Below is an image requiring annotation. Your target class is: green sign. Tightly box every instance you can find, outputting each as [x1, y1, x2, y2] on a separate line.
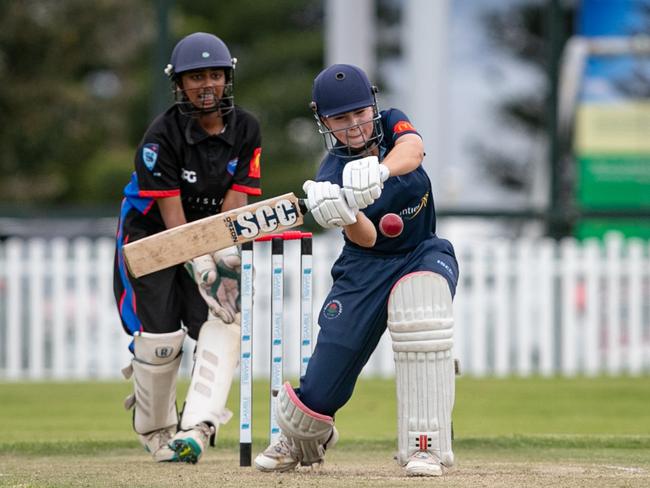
[574, 102, 650, 239]
[578, 154, 650, 208]
[576, 219, 650, 239]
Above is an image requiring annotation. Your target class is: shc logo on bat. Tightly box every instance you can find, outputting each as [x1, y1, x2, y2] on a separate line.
[224, 199, 299, 241]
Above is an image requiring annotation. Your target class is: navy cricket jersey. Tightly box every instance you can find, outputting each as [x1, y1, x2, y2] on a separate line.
[316, 108, 436, 255]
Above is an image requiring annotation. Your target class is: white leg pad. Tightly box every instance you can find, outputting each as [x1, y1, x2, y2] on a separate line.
[126, 329, 185, 435]
[276, 382, 338, 466]
[179, 317, 239, 435]
[387, 272, 455, 467]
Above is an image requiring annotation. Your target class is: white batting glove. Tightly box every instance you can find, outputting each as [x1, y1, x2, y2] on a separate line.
[303, 180, 358, 229]
[185, 246, 241, 323]
[341, 156, 390, 209]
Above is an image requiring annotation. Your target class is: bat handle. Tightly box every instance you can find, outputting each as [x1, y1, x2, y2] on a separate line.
[298, 198, 309, 215]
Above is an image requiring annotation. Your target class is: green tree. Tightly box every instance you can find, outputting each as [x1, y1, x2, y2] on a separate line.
[0, 0, 324, 210]
[172, 0, 324, 201]
[0, 0, 153, 205]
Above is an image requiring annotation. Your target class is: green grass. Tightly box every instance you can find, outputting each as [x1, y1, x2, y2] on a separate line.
[454, 376, 650, 436]
[1, 376, 649, 456]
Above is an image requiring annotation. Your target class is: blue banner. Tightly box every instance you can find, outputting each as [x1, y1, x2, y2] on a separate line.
[578, 0, 649, 36]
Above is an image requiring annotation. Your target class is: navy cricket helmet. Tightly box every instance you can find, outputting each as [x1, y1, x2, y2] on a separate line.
[310, 64, 383, 158]
[164, 32, 237, 116]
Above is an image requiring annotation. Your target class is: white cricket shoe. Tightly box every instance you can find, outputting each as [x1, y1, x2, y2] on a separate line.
[139, 426, 179, 462]
[168, 422, 214, 464]
[254, 434, 300, 472]
[404, 450, 443, 477]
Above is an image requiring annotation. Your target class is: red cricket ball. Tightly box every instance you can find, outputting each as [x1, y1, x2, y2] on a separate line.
[379, 213, 404, 238]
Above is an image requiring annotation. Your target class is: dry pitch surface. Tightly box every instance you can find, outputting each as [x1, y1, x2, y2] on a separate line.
[1, 448, 649, 488]
[3, 378, 649, 487]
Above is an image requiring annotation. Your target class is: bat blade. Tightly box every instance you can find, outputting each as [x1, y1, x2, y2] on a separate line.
[123, 193, 307, 278]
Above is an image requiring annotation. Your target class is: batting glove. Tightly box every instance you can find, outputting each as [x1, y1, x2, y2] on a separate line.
[341, 156, 390, 209]
[303, 180, 358, 229]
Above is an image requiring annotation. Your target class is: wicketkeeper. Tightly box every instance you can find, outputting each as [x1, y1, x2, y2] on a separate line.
[254, 64, 459, 477]
[113, 32, 262, 463]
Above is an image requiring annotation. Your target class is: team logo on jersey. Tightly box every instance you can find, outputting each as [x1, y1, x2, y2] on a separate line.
[142, 143, 159, 171]
[227, 158, 238, 176]
[248, 147, 261, 178]
[399, 191, 429, 220]
[323, 299, 343, 319]
[393, 120, 416, 135]
[182, 168, 197, 183]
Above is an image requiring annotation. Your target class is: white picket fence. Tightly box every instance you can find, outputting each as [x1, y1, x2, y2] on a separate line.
[0, 233, 648, 380]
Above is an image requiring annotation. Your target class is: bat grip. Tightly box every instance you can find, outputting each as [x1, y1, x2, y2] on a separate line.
[298, 198, 309, 214]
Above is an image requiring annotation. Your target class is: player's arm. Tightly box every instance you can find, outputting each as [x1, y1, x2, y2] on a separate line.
[157, 195, 187, 229]
[188, 188, 248, 324]
[221, 188, 248, 212]
[343, 211, 376, 248]
[159, 186, 248, 230]
[381, 133, 424, 177]
[340, 134, 424, 210]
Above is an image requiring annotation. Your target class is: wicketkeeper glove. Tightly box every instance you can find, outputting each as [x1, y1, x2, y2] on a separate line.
[185, 246, 241, 323]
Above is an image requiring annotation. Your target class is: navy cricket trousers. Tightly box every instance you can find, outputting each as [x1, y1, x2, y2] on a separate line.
[296, 237, 459, 416]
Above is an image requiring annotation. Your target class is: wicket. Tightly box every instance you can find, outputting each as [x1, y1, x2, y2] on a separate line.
[238, 230, 314, 467]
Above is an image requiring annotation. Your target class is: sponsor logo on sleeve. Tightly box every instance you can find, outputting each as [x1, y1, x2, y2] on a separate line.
[142, 143, 159, 171]
[248, 147, 261, 178]
[227, 158, 238, 176]
[393, 120, 416, 135]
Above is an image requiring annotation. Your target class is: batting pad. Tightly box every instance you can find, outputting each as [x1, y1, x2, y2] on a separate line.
[126, 329, 185, 435]
[180, 318, 239, 438]
[387, 272, 455, 467]
[276, 382, 339, 466]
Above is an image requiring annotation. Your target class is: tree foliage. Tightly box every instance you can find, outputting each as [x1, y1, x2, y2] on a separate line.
[0, 0, 152, 204]
[171, 0, 324, 202]
[0, 0, 323, 209]
[480, 1, 576, 193]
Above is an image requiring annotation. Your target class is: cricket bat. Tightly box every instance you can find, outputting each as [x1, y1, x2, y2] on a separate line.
[123, 193, 309, 278]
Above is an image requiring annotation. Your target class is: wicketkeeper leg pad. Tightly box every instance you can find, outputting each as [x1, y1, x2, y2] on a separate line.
[179, 317, 240, 439]
[276, 382, 339, 466]
[387, 272, 455, 467]
[123, 329, 185, 435]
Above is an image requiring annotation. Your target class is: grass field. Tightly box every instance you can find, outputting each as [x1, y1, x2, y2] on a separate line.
[1, 376, 650, 487]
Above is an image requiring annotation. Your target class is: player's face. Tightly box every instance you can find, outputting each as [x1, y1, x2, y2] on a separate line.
[323, 106, 375, 149]
[180, 68, 227, 110]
